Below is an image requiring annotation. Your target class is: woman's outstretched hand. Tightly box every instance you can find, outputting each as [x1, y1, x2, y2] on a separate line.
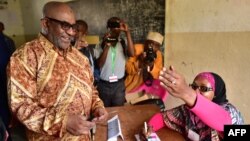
[159, 66, 197, 107]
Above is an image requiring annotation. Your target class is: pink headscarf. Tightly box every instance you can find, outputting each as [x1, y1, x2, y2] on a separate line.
[194, 72, 215, 92]
[194, 72, 228, 104]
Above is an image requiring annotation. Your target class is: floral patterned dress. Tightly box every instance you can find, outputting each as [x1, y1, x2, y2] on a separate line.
[7, 34, 105, 141]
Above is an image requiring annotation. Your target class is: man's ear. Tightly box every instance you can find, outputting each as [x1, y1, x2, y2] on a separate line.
[40, 18, 48, 34]
[40, 18, 48, 28]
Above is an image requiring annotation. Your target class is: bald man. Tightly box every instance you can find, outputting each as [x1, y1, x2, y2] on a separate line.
[7, 2, 107, 140]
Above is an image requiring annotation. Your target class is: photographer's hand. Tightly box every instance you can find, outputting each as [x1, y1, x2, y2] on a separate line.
[117, 19, 134, 56]
[147, 62, 154, 72]
[138, 53, 145, 68]
[140, 52, 154, 71]
[101, 33, 112, 48]
[120, 22, 129, 32]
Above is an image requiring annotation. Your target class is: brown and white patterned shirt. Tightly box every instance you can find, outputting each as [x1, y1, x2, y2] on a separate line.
[7, 34, 104, 141]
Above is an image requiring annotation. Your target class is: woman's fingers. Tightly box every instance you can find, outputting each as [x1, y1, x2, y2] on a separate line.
[160, 69, 177, 85]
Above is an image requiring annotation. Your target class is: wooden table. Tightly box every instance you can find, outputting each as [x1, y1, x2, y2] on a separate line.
[95, 104, 184, 141]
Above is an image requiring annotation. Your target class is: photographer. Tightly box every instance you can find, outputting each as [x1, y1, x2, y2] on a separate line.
[125, 31, 164, 92]
[95, 17, 134, 107]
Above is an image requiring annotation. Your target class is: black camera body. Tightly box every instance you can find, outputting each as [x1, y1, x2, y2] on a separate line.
[145, 46, 157, 63]
[107, 21, 120, 28]
[105, 37, 118, 43]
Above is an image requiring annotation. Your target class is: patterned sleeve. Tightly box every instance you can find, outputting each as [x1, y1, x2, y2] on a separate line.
[221, 103, 244, 125]
[162, 106, 187, 134]
[91, 86, 105, 112]
[7, 46, 66, 137]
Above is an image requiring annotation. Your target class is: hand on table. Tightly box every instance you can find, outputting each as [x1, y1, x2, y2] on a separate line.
[92, 107, 108, 123]
[66, 114, 95, 135]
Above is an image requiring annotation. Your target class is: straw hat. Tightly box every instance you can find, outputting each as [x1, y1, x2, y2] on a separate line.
[146, 31, 164, 45]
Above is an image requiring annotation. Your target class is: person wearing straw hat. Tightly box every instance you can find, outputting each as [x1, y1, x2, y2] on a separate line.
[125, 31, 164, 93]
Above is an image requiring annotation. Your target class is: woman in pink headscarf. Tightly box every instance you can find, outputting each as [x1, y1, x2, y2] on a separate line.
[147, 66, 244, 141]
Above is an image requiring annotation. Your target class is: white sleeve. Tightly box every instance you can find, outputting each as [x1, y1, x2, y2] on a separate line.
[94, 43, 103, 59]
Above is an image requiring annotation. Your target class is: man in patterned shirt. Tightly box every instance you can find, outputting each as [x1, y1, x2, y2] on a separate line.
[7, 1, 108, 141]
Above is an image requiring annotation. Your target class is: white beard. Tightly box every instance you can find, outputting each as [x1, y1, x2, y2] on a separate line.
[41, 28, 48, 35]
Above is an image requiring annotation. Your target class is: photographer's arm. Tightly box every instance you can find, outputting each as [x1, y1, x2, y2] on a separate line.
[125, 30, 134, 57]
[97, 42, 110, 68]
[120, 22, 134, 57]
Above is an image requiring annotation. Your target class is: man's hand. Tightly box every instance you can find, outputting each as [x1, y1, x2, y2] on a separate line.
[66, 115, 95, 136]
[92, 107, 108, 123]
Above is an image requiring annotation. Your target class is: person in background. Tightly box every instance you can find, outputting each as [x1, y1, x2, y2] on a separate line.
[0, 21, 16, 141]
[7, 1, 108, 141]
[75, 19, 100, 85]
[146, 66, 244, 141]
[0, 22, 15, 54]
[125, 31, 164, 93]
[95, 17, 134, 107]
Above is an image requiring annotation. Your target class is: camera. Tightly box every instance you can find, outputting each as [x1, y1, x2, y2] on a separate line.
[105, 37, 118, 43]
[107, 21, 120, 28]
[145, 46, 156, 63]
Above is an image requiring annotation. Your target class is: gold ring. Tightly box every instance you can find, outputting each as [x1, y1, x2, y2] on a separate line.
[172, 80, 176, 84]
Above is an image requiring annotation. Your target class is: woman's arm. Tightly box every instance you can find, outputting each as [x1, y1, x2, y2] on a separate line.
[148, 113, 165, 131]
[189, 93, 231, 131]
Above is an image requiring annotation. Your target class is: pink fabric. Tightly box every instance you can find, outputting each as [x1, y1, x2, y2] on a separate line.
[148, 113, 165, 131]
[129, 79, 168, 101]
[190, 93, 231, 131]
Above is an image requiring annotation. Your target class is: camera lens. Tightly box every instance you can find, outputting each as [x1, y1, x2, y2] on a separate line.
[145, 47, 156, 63]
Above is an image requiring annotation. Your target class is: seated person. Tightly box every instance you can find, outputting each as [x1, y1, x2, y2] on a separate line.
[147, 66, 244, 141]
[125, 31, 164, 93]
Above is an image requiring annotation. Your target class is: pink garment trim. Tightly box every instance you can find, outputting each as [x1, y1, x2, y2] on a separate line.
[190, 93, 231, 131]
[148, 113, 165, 131]
[129, 79, 168, 101]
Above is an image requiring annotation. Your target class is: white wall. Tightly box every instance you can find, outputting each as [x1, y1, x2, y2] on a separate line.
[0, 0, 25, 47]
[165, 0, 250, 123]
[0, 0, 77, 47]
